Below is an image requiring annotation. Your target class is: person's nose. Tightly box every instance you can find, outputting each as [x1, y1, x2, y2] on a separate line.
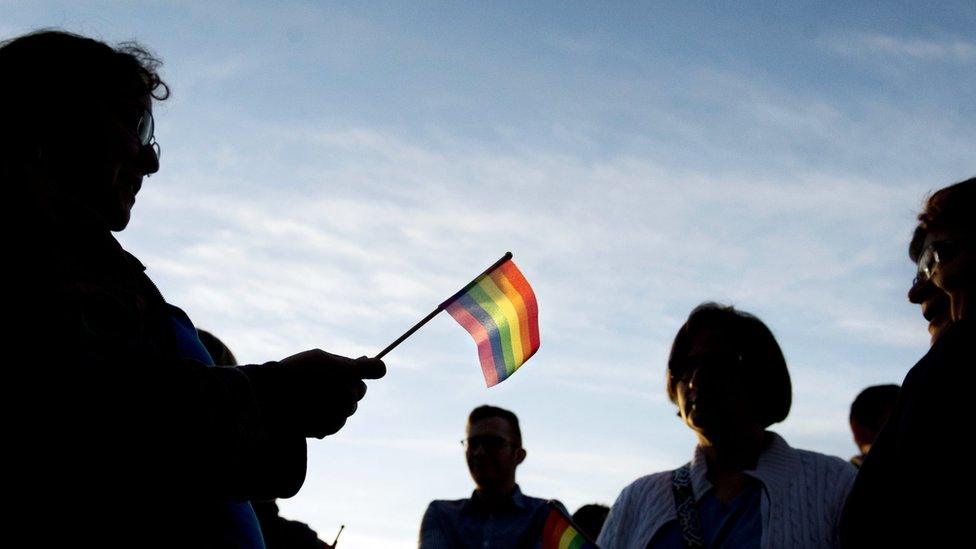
[137, 143, 159, 176]
[908, 275, 935, 304]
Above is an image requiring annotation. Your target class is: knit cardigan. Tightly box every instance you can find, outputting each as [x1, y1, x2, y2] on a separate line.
[597, 432, 856, 549]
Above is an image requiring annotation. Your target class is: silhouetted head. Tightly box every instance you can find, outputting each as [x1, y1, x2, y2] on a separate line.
[0, 29, 169, 231]
[572, 504, 610, 541]
[907, 177, 975, 343]
[464, 405, 526, 496]
[667, 303, 792, 440]
[849, 384, 899, 454]
[196, 329, 238, 366]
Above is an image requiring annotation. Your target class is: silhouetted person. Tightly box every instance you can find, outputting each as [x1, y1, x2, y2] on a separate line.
[572, 504, 610, 542]
[197, 328, 335, 548]
[599, 303, 855, 548]
[840, 178, 975, 547]
[847, 384, 899, 468]
[197, 328, 240, 367]
[419, 405, 565, 548]
[4, 29, 384, 546]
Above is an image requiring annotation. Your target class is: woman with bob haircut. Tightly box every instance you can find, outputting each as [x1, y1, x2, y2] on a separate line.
[598, 303, 855, 548]
[840, 178, 975, 547]
[4, 30, 384, 546]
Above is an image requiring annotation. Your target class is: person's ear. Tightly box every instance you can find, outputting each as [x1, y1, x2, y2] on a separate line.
[515, 447, 526, 465]
[850, 420, 872, 449]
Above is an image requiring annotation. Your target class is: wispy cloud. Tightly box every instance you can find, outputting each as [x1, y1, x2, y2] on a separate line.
[12, 3, 971, 545]
[821, 31, 976, 64]
[129, 113, 934, 370]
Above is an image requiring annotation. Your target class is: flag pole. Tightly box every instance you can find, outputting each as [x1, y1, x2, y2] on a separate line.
[374, 252, 512, 360]
[331, 524, 345, 547]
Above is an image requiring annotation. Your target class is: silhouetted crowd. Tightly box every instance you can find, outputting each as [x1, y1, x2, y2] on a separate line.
[4, 29, 973, 549]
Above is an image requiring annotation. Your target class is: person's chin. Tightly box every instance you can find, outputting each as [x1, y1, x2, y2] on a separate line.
[688, 414, 718, 435]
[107, 209, 132, 232]
[928, 318, 950, 344]
[111, 178, 139, 229]
[471, 468, 490, 479]
[474, 478, 499, 493]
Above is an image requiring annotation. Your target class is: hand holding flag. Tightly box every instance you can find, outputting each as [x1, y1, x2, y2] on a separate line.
[375, 252, 540, 386]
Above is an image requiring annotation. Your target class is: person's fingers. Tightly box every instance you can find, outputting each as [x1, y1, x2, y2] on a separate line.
[350, 379, 367, 401]
[355, 357, 386, 379]
[277, 351, 384, 437]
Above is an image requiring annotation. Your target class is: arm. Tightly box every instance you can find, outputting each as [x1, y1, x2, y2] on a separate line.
[20, 279, 383, 502]
[822, 456, 857, 547]
[597, 483, 635, 549]
[829, 458, 857, 548]
[419, 502, 452, 549]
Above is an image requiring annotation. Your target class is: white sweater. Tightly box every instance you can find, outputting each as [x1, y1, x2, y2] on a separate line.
[597, 432, 856, 549]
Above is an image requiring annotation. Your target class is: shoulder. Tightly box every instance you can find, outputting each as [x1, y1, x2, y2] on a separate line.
[789, 446, 857, 499]
[420, 498, 468, 547]
[599, 471, 675, 548]
[609, 471, 675, 523]
[420, 499, 467, 533]
[519, 493, 560, 512]
[793, 447, 856, 474]
[766, 433, 854, 475]
[909, 320, 975, 382]
[423, 498, 469, 517]
[619, 471, 673, 501]
[761, 434, 855, 496]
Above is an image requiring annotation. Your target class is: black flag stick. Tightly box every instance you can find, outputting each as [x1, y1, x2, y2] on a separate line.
[374, 252, 513, 360]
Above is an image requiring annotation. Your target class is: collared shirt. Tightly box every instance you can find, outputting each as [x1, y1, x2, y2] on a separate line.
[647, 476, 762, 548]
[419, 485, 558, 548]
[598, 432, 855, 549]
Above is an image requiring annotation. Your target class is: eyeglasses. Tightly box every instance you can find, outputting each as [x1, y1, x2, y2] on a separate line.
[914, 240, 963, 285]
[670, 352, 745, 384]
[135, 108, 161, 160]
[460, 435, 513, 452]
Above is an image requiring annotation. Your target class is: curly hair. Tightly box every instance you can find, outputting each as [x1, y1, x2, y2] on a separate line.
[908, 177, 976, 262]
[0, 29, 170, 177]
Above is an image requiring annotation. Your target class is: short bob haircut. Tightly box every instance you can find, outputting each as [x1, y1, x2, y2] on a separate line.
[468, 404, 522, 449]
[666, 302, 792, 428]
[908, 177, 976, 262]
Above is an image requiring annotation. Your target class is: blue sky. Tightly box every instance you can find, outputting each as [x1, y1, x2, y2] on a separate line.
[5, 2, 974, 546]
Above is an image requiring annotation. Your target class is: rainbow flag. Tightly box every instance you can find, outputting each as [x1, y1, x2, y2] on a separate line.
[443, 254, 540, 387]
[541, 502, 599, 549]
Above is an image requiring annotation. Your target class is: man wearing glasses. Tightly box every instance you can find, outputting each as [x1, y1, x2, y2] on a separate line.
[419, 405, 564, 548]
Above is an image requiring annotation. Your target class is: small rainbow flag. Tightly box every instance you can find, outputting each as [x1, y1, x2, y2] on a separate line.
[541, 502, 599, 549]
[443, 253, 540, 387]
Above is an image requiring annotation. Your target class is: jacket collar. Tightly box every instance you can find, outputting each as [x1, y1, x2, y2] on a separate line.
[688, 431, 797, 504]
[462, 484, 528, 515]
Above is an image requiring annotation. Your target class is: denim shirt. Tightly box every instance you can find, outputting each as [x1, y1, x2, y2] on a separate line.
[169, 304, 266, 549]
[419, 485, 559, 548]
[647, 476, 762, 548]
